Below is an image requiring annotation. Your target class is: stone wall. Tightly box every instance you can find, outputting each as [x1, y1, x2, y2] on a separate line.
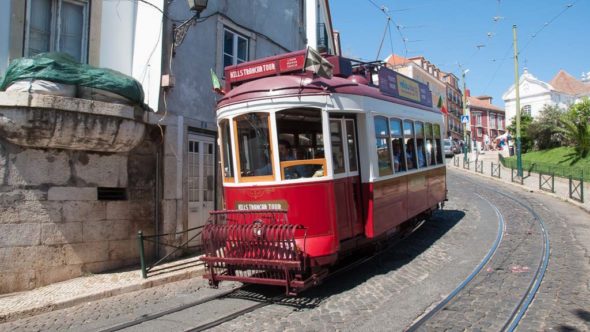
[0, 126, 160, 294]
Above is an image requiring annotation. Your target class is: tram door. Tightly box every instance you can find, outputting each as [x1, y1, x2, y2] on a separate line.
[330, 117, 363, 241]
[187, 134, 216, 246]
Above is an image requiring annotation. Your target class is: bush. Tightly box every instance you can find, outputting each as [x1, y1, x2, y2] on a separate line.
[507, 113, 534, 153]
[528, 105, 566, 150]
[560, 98, 590, 158]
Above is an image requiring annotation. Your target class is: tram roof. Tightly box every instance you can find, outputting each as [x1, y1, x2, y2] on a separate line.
[216, 49, 438, 113]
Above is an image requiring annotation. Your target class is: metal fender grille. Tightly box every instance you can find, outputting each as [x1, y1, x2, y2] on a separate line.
[201, 210, 309, 295]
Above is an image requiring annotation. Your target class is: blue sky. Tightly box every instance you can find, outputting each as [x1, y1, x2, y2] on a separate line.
[330, 0, 590, 107]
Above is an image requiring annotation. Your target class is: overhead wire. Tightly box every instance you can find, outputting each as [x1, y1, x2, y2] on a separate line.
[519, 1, 578, 55]
[480, 1, 578, 95]
[366, 0, 408, 59]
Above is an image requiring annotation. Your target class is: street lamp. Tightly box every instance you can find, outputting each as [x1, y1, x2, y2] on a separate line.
[173, 0, 209, 53]
[462, 68, 469, 161]
[187, 0, 208, 13]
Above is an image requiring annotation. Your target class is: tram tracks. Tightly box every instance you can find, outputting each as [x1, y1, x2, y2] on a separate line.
[407, 173, 550, 331]
[100, 231, 414, 332]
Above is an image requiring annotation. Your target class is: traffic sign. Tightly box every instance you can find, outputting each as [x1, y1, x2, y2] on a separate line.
[461, 115, 470, 124]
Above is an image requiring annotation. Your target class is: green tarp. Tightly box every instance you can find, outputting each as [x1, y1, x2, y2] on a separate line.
[0, 53, 146, 107]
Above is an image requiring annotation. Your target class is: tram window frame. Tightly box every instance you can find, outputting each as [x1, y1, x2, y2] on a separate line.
[434, 124, 443, 164]
[276, 108, 327, 181]
[219, 119, 235, 182]
[389, 118, 407, 173]
[403, 120, 418, 171]
[414, 121, 427, 168]
[374, 116, 393, 177]
[233, 112, 275, 183]
[345, 119, 359, 173]
[425, 122, 434, 166]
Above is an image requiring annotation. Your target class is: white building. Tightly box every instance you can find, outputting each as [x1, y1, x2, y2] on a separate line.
[502, 68, 590, 125]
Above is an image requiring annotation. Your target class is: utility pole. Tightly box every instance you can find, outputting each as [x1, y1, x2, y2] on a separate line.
[512, 25, 523, 177]
[462, 69, 469, 161]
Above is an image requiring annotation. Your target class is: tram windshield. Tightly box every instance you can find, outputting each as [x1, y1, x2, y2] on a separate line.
[234, 113, 273, 180]
[222, 108, 327, 182]
[276, 108, 326, 180]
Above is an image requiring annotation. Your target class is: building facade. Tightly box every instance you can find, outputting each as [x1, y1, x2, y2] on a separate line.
[0, 0, 166, 293]
[385, 54, 463, 141]
[159, 0, 337, 255]
[468, 94, 506, 148]
[502, 68, 590, 126]
[0, 0, 337, 293]
[442, 72, 463, 141]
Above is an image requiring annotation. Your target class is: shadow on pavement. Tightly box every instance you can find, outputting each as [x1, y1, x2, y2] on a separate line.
[227, 209, 466, 309]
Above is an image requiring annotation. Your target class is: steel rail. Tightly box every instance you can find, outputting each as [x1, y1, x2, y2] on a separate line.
[100, 212, 431, 331]
[406, 193, 506, 332]
[452, 173, 550, 331]
[493, 190, 550, 332]
[98, 287, 242, 332]
[184, 230, 423, 332]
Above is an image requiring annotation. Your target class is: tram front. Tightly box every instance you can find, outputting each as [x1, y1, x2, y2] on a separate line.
[202, 104, 341, 295]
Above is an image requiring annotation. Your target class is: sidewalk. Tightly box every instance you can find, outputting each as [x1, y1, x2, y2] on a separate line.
[448, 150, 590, 213]
[0, 255, 206, 323]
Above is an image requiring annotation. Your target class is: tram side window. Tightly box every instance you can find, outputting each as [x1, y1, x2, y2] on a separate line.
[235, 113, 273, 179]
[403, 120, 418, 170]
[330, 120, 346, 174]
[374, 116, 393, 176]
[276, 108, 326, 180]
[414, 122, 427, 168]
[434, 124, 443, 164]
[425, 123, 434, 166]
[220, 119, 234, 179]
[389, 118, 406, 173]
[346, 120, 358, 172]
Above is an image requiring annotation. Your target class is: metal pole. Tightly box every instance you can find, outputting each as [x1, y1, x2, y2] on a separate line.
[513, 25, 523, 177]
[137, 231, 147, 279]
[462, 71, 468, 161]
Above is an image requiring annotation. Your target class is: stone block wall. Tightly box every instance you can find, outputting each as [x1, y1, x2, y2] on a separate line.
[0, 126, 160, 294]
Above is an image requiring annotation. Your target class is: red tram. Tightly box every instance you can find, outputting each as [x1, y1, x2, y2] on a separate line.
[201, 49, 447, 295]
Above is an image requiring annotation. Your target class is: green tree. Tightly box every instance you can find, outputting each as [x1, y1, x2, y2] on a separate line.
[507, 113, 534, 153]
[560, 97, 590, 158]
[528, 105, 565, 150]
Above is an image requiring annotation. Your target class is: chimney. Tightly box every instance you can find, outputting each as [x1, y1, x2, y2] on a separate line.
[465, 89, 471, 97]
[476, 95, 493, 104]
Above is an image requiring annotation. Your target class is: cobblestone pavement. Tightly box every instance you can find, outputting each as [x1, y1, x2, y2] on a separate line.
[454, 171, 590, 332]
[1, 169, 588, 331]
[418, 173, 546, 331]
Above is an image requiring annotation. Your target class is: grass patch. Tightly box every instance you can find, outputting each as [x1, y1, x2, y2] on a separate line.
[502, 147, 589, 180]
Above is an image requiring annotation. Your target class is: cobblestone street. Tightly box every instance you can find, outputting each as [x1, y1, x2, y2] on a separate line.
[1, 168, 589, 331]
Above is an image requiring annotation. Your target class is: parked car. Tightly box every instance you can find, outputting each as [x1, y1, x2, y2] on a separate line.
[443, 139, 455, 158]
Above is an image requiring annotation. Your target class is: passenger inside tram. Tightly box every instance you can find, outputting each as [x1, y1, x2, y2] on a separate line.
[405, 138, 417, 170]
[391, 138, 406, 172]
[276, 109, 326, 180]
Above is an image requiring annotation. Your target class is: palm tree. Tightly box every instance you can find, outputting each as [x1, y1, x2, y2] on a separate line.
[560, 98, 590, 158]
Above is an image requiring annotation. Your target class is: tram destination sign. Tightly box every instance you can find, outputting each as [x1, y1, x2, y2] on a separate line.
[225, 50, 307, 86]
[378, 67, 433, 108]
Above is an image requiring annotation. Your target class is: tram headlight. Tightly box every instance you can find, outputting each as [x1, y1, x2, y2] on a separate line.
[252, 220, 264, 238]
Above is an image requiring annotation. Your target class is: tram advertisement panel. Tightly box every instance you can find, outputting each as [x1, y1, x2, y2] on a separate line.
[378, 67, 433, 107]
